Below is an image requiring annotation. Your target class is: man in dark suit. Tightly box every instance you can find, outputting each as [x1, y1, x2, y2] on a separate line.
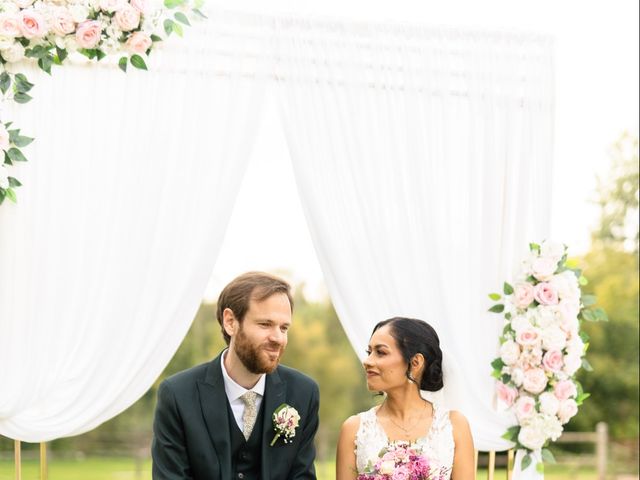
[152, 272, 320, 479]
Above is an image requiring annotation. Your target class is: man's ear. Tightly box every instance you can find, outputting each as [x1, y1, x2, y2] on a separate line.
[222, 308, 237, 338]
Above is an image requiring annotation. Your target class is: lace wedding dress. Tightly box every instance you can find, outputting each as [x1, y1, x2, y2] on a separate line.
[355, 402, 454, 478]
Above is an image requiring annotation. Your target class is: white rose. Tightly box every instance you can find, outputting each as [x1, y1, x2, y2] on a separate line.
[0, 36, 13, 50]
[0, 164, 9, 189]
[99, 0, 123, 13]
[511, 367, 525, 387]
[523, 368, 548, 394]
[68, 4, 89, 23]
[542, 413, 564, 440]
[531, 256, 558, 281]
[114, 4, 140, 31]
[557, 399, 578, 424]
[539, 392, 560, 416]
[541, 325, 568, 351]
[500, 340, 521, 366]
[379, 460, 395, 475]
[0, 40, 24, 62]
[563, 353, 582, 376]
[518, 422, 546, 450]
[511, 314, 532, 333]
[566, 335, 585, 357]
[550, 270, 581, 302]
[533, 306, 559, 329]
[541, 240, 566, 263]
[13, 0, 36, 8]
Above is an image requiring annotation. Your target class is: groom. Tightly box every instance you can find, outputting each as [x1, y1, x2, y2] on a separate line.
[152, 272, 320, 479]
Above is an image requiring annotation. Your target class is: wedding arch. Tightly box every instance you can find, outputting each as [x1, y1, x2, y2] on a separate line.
[0, 7, 554, 479]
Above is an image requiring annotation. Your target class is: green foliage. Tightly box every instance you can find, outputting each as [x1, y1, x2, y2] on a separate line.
[569, 133, 639, 440]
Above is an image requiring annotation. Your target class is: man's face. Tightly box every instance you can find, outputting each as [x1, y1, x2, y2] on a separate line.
[229, 292, 292, 374]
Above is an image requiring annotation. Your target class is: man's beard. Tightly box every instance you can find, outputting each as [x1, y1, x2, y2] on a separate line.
[234, 327, 283, 374]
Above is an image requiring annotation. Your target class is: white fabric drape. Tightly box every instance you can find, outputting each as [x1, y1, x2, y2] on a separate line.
[0, 10, 271, 442]
[275, 17, 552, 478]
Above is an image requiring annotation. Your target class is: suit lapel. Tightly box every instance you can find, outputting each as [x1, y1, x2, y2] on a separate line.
[197, 354, 232, 479]
[261, 368, 287, 480]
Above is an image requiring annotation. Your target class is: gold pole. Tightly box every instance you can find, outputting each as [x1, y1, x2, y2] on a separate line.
[474, 450, 479, 480]
[507, 449, 515, 480]
[487, 450, 496, 480]
[40, 442, 48, 480]
[14, 439, 21, 480]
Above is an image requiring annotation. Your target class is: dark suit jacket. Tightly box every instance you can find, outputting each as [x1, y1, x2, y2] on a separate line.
[151, 352, 320, 479]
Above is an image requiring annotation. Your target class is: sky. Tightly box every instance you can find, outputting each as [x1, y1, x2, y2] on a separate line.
[204, 0, 640, 301]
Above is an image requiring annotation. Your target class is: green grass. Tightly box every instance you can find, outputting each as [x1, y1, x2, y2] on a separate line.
[0, 457, 601, 480]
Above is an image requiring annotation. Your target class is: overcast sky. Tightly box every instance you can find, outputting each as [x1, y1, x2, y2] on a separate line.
[203, 0, 639, 301]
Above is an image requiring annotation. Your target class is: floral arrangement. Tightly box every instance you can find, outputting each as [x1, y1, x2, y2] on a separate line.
[0, 0, 204, 205]
[357, 441, 449, 480]
[270, 403, 300, 446]
[489, 240, 607, 473]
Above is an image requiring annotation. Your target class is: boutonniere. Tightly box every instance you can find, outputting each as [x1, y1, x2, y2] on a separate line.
[270, 403, 300, 446]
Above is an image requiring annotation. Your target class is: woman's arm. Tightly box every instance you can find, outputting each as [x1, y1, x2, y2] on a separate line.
[336, 415, 360, 480]
[450, 410, 475, 480]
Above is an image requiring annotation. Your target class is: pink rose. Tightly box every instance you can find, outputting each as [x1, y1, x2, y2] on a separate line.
[554, 380, 577, 401]
[129, 0, 149, 14]
[523, 368, 548, 394]
[19, 9, 47, 39]
[125, 31, 152, 54]
[542, 350, 564, 373]
[515, 396, 536, 422]
[534, 282, 559, 305]
[496, 382, 518, 407]
[0, 13, 21, 38]
[558, 399, 578, 424]
[75, 20, 102, 49]
[531, 256, 557, 281]
[557, 300, 580, 333]
[49, 8, 76, 36]
[513, 283, 535, 309]
[114, 5, 140, 31]
[516, 327, 541, 347]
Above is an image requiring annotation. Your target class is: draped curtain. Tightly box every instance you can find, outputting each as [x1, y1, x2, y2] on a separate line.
[274, 15, 553, 470]
[0, 10, 271, 442]
[1, 11, 555, 479]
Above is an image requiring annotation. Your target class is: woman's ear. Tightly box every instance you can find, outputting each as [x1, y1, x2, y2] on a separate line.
[411, 353, 425, 376]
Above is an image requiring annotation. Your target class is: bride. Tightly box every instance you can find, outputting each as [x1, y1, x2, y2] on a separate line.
[336, 317, 474, 479]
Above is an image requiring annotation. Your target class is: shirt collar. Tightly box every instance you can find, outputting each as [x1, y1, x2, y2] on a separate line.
[220, 349, 266, 402]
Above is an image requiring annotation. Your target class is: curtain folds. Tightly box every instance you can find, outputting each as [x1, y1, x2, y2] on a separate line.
[1, 12, 554, 476]
[275, 16, 553, 468]
[0, 10, 271, 441]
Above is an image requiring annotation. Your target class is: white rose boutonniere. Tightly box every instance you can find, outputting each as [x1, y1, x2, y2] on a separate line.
[270, 403, 300, 446]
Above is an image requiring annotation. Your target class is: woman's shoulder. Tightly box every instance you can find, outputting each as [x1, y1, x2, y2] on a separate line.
[340, 407, 378, 435]
[447, 410, 472, 441]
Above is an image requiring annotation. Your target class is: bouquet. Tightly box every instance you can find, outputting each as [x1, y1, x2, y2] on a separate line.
[357, 441, 449, 480]
[489, 240, 607, 473]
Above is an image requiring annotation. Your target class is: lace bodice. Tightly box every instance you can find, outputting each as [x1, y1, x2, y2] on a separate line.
[354, 403, 454, 478]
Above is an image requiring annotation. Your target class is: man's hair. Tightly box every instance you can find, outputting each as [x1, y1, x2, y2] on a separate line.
[216, 271, 294, 345]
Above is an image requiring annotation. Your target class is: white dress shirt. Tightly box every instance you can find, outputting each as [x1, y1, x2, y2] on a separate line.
[220, 350, 266, 430]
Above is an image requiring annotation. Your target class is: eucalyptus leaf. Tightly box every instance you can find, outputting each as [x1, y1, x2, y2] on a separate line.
[14, 73, 34, 92]
[489, 293, 502, 301]
[118, 56, 128, 73]
[536, 462, 544, 474]
[13, 135, 34, 148]
[541, 448, 556, 464]
[488, 304, 505, 313]
[581, 294, 597, 307]
[8, 177, 22, 188]
[521, 454, 532, 471]
[13, 92, 33, 104]
[503, 282, 514, 295]
[164, 19, 175, 36]
[5, 188, 17, 203]
[130, 55, 148, 70]
[581, 358, 594, 372]
[0, 72, 11, 95]
[7, 148, 27, 163]
[174, 11, 190, 25]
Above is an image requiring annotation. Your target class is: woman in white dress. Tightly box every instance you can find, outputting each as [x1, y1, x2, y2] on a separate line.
[336, 317, 475, 479]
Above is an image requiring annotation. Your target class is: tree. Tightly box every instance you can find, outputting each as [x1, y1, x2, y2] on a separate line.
[570, 133, 639, 440]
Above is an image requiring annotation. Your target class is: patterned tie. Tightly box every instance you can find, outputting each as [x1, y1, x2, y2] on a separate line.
[240, 391, 259, 440]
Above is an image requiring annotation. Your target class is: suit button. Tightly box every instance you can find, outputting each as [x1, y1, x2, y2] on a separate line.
[238, 474, 244, 479]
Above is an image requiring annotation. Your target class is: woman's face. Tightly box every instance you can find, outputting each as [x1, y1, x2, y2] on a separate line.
[363, 325, 409, 392]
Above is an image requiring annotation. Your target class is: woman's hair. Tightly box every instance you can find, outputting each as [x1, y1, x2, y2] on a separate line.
[372, 317, 444, 392]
